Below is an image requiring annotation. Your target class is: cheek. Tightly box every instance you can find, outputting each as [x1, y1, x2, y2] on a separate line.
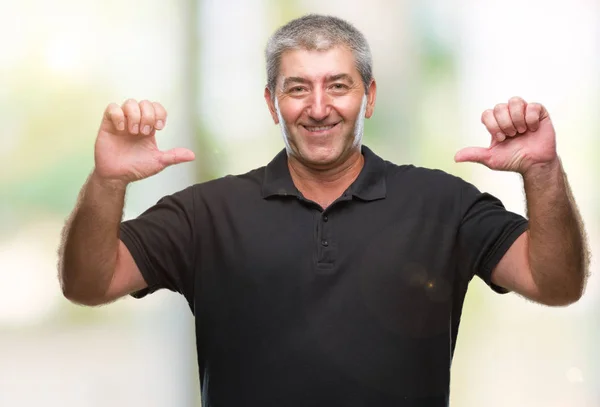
[278, 101, 305, 124]
[334, 97, 363, 121]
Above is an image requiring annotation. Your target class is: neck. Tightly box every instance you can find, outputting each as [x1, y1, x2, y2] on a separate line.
[287, 148, 364, 208]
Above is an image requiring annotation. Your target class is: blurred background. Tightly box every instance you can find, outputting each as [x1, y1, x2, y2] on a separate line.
[0, 0, 598, 405]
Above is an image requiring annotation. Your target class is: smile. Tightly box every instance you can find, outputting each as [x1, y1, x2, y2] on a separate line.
[302, 123, 340, 133]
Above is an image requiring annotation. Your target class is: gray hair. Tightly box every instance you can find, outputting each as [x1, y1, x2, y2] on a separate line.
[265, 14, 373, 96]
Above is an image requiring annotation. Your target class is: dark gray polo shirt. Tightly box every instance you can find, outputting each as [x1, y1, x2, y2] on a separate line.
[120, 145, 529, 407]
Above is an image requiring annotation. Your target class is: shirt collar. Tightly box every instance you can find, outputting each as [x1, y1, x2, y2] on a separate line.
[261, 145, 387, 201]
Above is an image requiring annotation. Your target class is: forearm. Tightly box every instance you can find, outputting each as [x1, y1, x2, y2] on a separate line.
[58, 171, 127, 303]
[523, 158, 589, 303]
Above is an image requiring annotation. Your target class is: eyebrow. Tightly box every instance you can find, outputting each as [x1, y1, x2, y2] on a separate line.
[282, 77, 310, 89]
[327, 73, 354, 84]
[281, 74, 355, 90]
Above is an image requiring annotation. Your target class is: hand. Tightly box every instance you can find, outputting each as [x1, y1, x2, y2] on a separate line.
[454, 97, 558, 175]
[93, 99, 195, 185]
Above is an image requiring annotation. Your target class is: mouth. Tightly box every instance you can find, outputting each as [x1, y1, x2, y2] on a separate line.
[301, 122, 340, 135]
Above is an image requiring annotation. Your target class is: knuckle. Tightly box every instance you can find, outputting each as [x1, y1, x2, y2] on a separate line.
[106, 103, 120, 117]
[152, 101, 165, 112]
[529, 102, 542, 112]
[153, 104, 167, 120]
[140, 104, 155, 123]
[508, 96, 524, 105]
[526, 105, 540, 118]
[123, 107, 140, 118]
[122, 99, 140, 117]
[481, 109, 493, 123]
[123, 98, 138, 107]
[494, 103, 506, 113]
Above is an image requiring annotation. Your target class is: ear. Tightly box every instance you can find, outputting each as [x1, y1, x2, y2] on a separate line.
[264, 87, 279, 124]
[365, 79, 377, 119]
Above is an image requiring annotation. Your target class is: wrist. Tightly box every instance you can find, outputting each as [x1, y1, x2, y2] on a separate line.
[89, 170, 129, 193]
[522, 157, 562, 182]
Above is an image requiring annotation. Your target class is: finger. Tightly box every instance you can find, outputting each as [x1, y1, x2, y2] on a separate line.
[454, 147, 492, 167]
[139, 100, 156, 135]
[508, 96, 527, 133]
[481, 109, 505, 142]
[525, 102, 545, 132]
[104, 103, 125, 131]
[152, 102, 167, 130]
[493, 103, 517, 137]
[122, 99, 141, 134]
[158, 148, 196, 167]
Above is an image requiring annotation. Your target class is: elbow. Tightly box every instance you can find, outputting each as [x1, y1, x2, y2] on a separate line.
[61, 290, 81, 305]
[529, 262, 588, 307]
[59, 274, 108, 307]
[63, 292, 107, 307]
[538, 282, 585, 307]
[541, 293, 582, 307]
[558, 267, 588, 306]
[61, 285, 98, 306]
[564, 284, 586, 305]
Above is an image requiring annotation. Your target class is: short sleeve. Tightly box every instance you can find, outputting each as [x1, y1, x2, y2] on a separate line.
[119, 186, 197, 305]
[457, 181, 529, 293]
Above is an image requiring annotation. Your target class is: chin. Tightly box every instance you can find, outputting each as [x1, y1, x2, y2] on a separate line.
[296, 143, 350, 167]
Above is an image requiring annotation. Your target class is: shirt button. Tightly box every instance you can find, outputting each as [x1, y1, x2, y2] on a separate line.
[323, 215, 328, 222]
[321, 240, 329, 247]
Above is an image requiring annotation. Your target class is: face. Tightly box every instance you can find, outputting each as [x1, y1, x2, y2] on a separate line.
[264, 46, 376, 169]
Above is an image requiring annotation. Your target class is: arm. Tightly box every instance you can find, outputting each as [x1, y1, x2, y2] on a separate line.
[491, 159, 589, 305]
[58, 99, 194, 306]
[455, 96, 590, 306]
[58, 172, 146, 306]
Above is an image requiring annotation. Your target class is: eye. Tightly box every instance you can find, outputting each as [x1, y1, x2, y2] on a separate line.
[331, 83, 348, 91]
[290, 86, 306, 93]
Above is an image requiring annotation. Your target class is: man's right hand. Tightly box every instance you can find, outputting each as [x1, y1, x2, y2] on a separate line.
[94, 99, 195, 186]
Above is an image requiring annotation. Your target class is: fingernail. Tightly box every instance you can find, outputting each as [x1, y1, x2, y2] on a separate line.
[156, 120, 164, 129]
[143, 125, 151, 134]
[118, 122, 125, 131]
[496, 133, 506, 141]
[132, 124, 139, 134]
[517, 127, 526, 133]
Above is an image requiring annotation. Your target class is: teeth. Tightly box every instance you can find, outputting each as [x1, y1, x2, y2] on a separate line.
[306, 125, 335, 132]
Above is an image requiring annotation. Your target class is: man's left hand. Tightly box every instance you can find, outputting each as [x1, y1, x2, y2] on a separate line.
[454, 96, 558, 175]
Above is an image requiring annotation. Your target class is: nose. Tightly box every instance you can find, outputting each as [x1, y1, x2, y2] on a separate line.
[306, 89, 331, 122]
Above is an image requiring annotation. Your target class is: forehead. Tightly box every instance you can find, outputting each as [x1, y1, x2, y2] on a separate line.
[278, 46, 359, 83]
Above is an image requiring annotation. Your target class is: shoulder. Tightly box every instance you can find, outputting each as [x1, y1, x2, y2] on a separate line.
[380, 160, 490, 221]
[184, 166, 267, 202]
[384, 161, 473, 196]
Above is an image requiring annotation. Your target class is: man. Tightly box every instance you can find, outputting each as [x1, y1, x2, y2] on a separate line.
[58, 14, 589, 407]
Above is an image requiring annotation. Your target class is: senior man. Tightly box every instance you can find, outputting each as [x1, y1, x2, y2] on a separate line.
[58, 14, 589, 407]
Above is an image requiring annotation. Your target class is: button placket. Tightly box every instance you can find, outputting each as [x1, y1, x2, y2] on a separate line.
[316, 211, 334, 269]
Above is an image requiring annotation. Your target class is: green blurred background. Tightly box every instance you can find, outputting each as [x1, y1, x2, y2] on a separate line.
[0, 0, 598, 405]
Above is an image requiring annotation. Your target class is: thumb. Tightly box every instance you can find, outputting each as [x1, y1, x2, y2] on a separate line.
[454, 147, 491, 166]
[159, 148, 196, 167]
